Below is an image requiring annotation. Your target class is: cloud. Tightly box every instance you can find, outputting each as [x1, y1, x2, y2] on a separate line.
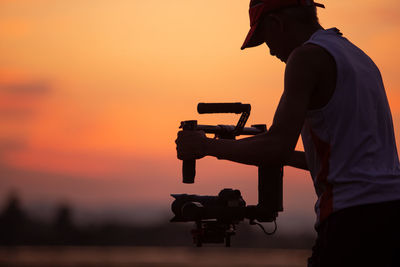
[0, 79, 51, 167]
[0, 108, 35, 120]
[0, 80, 51, 96]
[0, 136, 27, 163]
[0, 138, 27, 184]
[0, 80, 51, 120]
[0, 138, 26, 153]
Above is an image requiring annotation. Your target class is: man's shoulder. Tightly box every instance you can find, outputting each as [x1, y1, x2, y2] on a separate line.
[287, 44, 335, 71]
[285, 43, 337, 110]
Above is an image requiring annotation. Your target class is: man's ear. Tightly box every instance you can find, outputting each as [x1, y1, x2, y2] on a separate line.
[267, 14, 285, 32]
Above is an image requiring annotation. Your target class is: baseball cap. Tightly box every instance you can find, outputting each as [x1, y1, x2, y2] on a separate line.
[241, 0, 325, 50]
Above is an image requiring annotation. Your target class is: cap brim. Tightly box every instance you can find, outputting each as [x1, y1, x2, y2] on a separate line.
[241, 21, 265, 50]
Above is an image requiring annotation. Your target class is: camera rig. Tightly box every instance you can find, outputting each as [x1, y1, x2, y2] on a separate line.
[172, 103, 283, 247]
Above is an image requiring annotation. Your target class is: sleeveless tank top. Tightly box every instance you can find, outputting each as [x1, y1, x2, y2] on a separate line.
[301, 28, 400, 225]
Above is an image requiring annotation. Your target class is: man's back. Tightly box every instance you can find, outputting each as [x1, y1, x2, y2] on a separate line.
[301, 28, 400, 223]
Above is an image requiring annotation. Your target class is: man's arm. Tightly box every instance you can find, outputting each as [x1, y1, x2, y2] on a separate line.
[177, 45, 327, 168]
[286, 151, 308, 170]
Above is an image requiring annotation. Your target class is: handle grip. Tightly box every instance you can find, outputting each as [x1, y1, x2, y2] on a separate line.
[197, 103, 251, 114]
[183, 160, 196, 184]
[181, 120, 198, 184]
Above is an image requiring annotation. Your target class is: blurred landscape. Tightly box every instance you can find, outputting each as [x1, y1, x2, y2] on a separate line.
[0, 192, 314, 248]
[0, 247, 311, 267]
[0, 191, 314, 267]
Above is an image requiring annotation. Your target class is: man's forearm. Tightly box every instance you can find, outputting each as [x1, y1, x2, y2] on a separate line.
[204, 133, 288, 166]
[204, 134, 308, 170]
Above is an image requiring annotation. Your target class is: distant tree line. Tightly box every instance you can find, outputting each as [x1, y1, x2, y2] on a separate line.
[0, 193, 314, 248]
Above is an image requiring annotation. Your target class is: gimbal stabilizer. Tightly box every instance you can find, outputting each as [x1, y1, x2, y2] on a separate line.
[171, 103, 283, 247]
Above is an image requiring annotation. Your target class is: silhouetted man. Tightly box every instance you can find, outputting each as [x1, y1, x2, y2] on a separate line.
[176, 0, 400, 266]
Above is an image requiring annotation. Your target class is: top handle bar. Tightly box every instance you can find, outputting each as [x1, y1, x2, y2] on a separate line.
[198, 103, 251, 114]
[181, 102, 264, 184]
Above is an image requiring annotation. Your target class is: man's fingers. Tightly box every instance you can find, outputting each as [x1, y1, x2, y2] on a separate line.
[175, 130, 207, 160]
[177, 151, 192, 160]
[177, 130, 205, 138]
[177, 153, 199, 160]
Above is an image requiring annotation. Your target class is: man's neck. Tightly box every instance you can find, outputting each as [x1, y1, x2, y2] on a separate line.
[284, 24, 324, 63]
[294, 24, 324, 47]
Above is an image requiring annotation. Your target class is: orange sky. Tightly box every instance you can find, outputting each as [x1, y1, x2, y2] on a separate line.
[1, 0, 399, 224]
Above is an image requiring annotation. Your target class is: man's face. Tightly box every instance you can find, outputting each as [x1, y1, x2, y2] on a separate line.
[258, 15, 290, 62]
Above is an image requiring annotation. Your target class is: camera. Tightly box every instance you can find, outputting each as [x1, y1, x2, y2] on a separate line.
[172, 103, 283, 247]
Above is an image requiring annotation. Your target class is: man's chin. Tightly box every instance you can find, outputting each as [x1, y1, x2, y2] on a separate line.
[276, 56, 285, 62]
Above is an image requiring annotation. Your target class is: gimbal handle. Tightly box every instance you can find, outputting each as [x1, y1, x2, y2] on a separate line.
[182, 120, 197, 184]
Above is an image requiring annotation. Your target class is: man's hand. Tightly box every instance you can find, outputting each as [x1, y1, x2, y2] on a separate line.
[175, 130, 208, 160]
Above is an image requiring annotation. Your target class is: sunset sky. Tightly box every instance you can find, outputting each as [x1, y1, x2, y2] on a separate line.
[1, 0, 399, 226]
